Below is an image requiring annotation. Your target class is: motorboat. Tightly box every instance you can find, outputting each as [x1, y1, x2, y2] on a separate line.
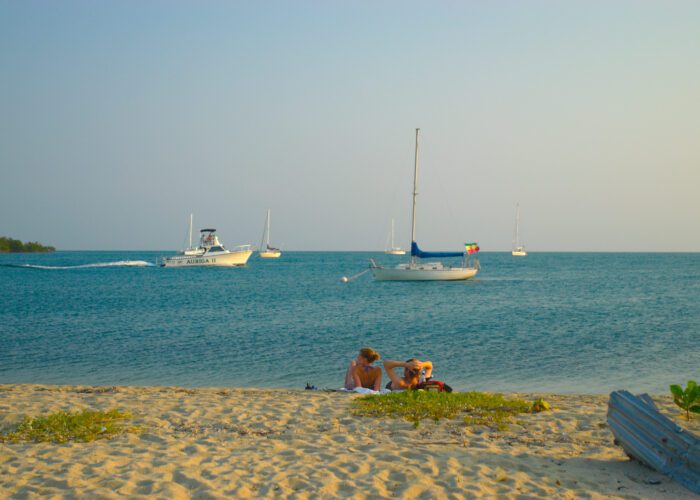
[161, 216, 252, 267]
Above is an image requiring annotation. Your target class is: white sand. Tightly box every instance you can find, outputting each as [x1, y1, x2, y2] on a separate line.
[1, 384, 698, 499]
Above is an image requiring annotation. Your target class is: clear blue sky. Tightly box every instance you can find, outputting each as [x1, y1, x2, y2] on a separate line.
[2, 1, 699, 251]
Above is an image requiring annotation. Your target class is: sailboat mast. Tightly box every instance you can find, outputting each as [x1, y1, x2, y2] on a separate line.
[391, 218, 395, 249]
[410, 128, 420, 264]
[266, 209, 271, 247]
[515, 203, 520, 247]
[188, 213, 193, 249]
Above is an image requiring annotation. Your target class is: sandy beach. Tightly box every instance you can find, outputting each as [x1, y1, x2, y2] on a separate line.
[0, 384, 698, 499]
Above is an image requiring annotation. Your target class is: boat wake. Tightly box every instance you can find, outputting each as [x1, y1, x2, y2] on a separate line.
[1, 260, 155, 270]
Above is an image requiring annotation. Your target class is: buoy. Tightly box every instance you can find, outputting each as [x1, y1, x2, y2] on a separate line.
[340, 268, 369, 283]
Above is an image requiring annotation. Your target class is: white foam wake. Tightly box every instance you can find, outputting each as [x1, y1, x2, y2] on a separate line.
[14, 260, 155, 270]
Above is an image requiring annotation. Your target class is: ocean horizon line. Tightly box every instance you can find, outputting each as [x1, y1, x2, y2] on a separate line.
[29, 249, 700, 254]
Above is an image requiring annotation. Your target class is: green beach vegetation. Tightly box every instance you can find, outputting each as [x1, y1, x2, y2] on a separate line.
[0, 409, 139, 443]
[530, 398, 551, 413]
[670, 380, 700, 420]
[351, 391, 532, 429]
[0, 236, 55, 253]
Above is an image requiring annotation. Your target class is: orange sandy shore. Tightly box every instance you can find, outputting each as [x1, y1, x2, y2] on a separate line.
[1, 384, 698, 499]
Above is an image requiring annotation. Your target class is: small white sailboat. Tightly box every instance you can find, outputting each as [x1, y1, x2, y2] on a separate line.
[161, 215, 252, 267]
[384, 218, 406, 255]
[370, 129, 479, 281]
[259, 209, 282, 259]
[512, 203, 527, 257]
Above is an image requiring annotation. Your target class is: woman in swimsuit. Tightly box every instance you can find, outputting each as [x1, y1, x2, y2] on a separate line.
[383, 358, 433, 390]
[344, 347, 382, 391]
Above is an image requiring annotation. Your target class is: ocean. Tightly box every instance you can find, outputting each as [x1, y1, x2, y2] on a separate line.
[1, 251, 698, 394]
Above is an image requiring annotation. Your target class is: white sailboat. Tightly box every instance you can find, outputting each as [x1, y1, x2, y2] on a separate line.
[384, 218, 406, 255]
[259, 209, 282, 258]
[161, 215, 252, 267]
[512, 203, 527, 257]
[370, 129, 479, 281]
[182, 214, 199, 256]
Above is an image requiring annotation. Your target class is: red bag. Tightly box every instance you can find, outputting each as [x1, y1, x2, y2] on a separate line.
[416, 379, 453, 393]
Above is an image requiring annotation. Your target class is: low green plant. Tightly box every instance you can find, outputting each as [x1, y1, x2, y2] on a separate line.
[670, 380, 700, 421]
[531, 398, 551, 413]
[351, 391, 530, 429]
[0, 409, 138, 443]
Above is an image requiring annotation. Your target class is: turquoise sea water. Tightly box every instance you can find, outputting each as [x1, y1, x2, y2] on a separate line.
[1, 251, 698, 393]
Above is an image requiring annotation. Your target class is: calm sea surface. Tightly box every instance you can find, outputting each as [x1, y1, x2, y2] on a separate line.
[1, 251, 698, 394]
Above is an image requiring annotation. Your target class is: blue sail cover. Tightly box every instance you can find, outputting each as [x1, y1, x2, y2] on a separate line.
[411, 241, 465, 259]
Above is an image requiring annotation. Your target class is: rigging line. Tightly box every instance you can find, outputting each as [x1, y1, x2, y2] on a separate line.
[431, 150, 462, 246]
[181, 214, 191, 251]
[259, 214, 267, 251]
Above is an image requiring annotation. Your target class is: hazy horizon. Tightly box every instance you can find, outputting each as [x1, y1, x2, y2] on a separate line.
[2, 1, 699, 252]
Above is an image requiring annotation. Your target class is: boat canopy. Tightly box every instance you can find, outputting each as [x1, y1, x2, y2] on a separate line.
[200, 228, 216, 233]
[411, 241, 464, 259]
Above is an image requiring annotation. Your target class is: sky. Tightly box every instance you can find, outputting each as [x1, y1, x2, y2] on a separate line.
[1, 1, 699, 252]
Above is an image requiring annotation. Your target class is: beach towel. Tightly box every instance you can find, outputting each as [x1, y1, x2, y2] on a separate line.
[338, 387, 391, 395]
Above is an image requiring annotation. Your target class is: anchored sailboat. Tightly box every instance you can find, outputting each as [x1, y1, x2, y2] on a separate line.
[370, 129, 479, 281]
[384, 218, 406, 255]
[512, 203, 527, 257]
[259, 209, 282, 258]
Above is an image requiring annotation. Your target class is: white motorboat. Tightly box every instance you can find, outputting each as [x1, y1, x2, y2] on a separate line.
[384, 218, 406, 255]
[371, 129, 479, 281]
[259, 209, 282, 258]
[512, 203, 527, 257]
[161, 216, 252, 267]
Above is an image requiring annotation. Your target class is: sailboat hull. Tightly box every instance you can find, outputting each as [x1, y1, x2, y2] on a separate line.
[259, 251, 282, 258]
[511, 250, 527, 257]
[384, 249, 406, 255]
[371, 266, 477, 281]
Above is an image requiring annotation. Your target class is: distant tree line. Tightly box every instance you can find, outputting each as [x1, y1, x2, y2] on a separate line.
[0, 236, 56, 253]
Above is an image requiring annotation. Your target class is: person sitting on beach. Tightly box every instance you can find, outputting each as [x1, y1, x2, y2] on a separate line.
[383, 358, 433, 391]
[344, 347, 382, 391]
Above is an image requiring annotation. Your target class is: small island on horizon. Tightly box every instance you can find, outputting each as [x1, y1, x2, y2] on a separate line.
[0, 236, 56, 253]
